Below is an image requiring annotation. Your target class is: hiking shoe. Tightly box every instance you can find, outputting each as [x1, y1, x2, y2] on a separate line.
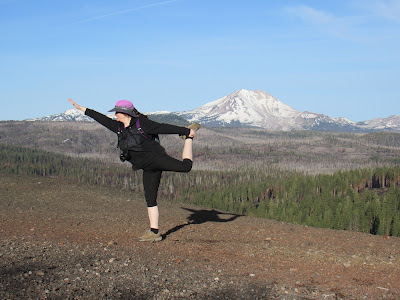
[180, 123, 201, 139]
[137, 229, 162, 242]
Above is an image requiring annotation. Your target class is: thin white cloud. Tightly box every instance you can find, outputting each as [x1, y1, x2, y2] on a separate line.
[73, 0, 179, 24]
[361, 0, 400, 22]
[285, 2, 400, 42]
[285, 5, 336, 25]
[284, 5, 354, 39]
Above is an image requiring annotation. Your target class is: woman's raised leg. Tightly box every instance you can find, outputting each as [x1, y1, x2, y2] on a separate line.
[182, 138, 193, 161]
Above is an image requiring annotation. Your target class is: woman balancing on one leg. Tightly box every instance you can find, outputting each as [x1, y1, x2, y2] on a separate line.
[68, 99, 200, 242]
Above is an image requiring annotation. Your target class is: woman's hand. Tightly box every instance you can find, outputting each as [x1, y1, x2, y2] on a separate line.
[68, 99, 87, 113]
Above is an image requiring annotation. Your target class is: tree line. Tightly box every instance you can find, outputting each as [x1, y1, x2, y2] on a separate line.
[178, 166, 400, 237]
[1, 144, 399, 236]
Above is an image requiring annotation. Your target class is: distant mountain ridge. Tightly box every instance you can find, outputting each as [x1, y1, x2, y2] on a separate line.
[27, 109, 189, 126]
[32, 109, 96, 122]
[175, 89, 399, 132]
[26, 89, 400, 132]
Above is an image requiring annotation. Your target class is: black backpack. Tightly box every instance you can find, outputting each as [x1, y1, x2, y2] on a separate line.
[117, 119, 160, 155]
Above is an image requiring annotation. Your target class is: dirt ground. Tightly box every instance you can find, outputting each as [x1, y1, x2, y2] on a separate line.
[1, 174, 399, 299]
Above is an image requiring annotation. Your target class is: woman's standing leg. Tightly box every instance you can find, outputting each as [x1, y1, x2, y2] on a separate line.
[147, 206, 159, 230]
[138, 169, 162, 242]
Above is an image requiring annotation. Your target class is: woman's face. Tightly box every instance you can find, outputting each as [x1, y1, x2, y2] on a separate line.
[115, 112, 131, 124]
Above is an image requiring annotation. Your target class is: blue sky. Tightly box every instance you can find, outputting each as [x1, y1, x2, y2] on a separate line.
[0, 0, 399, 121]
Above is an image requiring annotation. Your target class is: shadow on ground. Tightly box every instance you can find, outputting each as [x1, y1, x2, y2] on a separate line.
[163, 208, 241, 239]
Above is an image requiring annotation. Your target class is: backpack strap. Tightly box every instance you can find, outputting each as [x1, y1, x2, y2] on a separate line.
[135, 119, 150, 139]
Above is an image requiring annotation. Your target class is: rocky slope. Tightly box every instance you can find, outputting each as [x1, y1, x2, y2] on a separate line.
[1, 174, 399, 299]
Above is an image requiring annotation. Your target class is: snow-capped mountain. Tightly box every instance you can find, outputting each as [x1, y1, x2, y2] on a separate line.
[26, 109, 104, 122]
[356, 115, 400, 131]
[176, 89, 302, 130]
[292, 111, 363, 132]
[26, 89, 400, 132]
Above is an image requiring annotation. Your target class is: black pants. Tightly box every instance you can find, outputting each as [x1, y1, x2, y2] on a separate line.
[142, 153, 192, 207]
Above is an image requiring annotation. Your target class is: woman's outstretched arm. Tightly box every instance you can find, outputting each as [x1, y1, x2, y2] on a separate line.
[140, 116, 191, 137]
[68, 99, 86, 113]
[68, 99, 120, 133]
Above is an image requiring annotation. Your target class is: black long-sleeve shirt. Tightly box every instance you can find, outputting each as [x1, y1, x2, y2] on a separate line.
[85, 109, 190, 169]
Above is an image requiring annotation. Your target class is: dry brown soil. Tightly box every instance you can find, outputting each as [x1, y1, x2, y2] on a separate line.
[1, 174, 399, 299]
